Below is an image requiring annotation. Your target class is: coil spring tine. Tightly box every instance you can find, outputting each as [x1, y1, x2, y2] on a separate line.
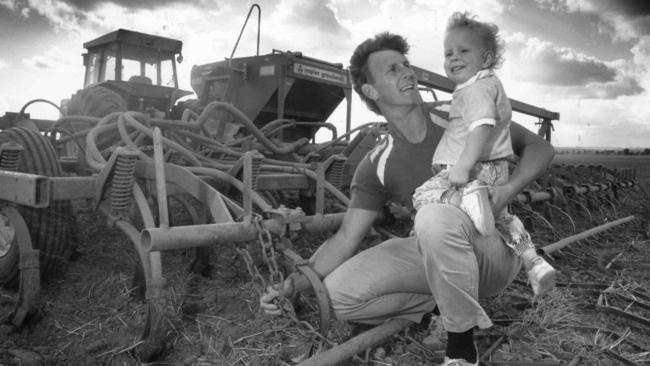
[251, 155, 262, 190]
[326, 159, 346, 190]
[111, 152, 138, 215]
[0, 142, 24, 171]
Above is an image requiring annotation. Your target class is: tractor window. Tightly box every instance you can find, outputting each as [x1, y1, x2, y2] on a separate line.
[121, 59, 156, 84]
[160, 58, 175, 87]
[122, 59, 142, 83]
[84, 51, 101, 87]
[121, 44, 157, 84]
[105, 54, 116, 81]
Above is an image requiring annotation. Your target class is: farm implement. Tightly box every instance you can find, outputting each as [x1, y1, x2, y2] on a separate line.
[0, 5, 648, 364]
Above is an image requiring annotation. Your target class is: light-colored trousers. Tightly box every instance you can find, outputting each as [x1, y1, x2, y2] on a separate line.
[323, 204, 521, 332]
[413, 160, 533, 256]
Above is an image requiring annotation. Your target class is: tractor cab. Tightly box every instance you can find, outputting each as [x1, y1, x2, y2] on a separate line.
[79, 29, 193, 116]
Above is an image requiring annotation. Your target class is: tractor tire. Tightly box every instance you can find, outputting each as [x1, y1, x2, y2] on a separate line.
[67, 86, 128, 173]
[0, 127, 76, 287]
[67, 85, 127, 118]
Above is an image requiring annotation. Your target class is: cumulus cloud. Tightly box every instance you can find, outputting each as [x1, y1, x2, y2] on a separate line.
[274, 0, 349, 37]
[536, 0, 650, 41]
[42, 0, 219, 11]
[563, 76, 644, 99]
[2, 0, 88, 33]
[23, 46, 75, 70]
[1, 0, 221, 34]
[0, 58, 8, 69]
[507, 34, 618, 86]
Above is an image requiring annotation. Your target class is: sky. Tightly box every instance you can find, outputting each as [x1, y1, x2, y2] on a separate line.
[0, 0, 649, 148]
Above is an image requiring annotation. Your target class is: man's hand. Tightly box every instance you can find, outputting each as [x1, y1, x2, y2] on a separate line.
[386, 201, 411, 220]
[259, 278, 295, 316]
[449, 165, 471, 187]
[259, 287, 283, 316]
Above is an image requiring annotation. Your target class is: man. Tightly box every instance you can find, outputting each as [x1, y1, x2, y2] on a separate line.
[261, 32, 554, 366]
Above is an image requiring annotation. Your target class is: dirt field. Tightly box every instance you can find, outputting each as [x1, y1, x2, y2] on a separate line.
[1, 154, 650, 366]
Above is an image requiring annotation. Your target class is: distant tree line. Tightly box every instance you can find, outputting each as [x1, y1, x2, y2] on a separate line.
[556, 148, 650, 155]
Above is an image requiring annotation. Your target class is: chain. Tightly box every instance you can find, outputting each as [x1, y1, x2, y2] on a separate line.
[235, 246, 266, 296]
[253, 214, 285, 292]
[235, 214, 333, 348]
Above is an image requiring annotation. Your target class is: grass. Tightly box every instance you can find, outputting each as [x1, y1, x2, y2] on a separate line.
[1, 155, 650, 365]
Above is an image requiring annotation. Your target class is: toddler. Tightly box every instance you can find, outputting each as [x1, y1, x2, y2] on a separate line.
[413, 11, 556, 299]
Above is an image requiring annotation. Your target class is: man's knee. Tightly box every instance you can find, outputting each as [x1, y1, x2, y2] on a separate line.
[323, 273, 360, 321]
[414, 203, 472, 242]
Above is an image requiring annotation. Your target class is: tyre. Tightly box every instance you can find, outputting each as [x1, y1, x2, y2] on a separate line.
[67, 85, 128, 173]
[67, 85, 127, 118]
[0, 127, 76, 287]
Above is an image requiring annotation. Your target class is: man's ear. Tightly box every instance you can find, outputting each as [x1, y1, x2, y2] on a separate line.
[361, 83, 379, 100]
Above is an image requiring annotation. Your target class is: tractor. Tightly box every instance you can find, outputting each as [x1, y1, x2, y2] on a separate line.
[66, 28, 193, 119]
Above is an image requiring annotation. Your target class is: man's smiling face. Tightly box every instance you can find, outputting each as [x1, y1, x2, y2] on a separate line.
[363, 49, 420, 111]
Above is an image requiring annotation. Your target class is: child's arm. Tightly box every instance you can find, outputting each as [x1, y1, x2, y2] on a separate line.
[449, 124, 492, 187]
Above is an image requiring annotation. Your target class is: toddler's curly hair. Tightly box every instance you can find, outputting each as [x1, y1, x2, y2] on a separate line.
[447, 11, 505, 69]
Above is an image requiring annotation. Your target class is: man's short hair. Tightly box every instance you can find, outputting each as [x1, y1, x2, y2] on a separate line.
[349, 32, 410, 115]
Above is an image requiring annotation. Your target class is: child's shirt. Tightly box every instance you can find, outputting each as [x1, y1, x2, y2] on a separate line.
[431, 69, 513, 166]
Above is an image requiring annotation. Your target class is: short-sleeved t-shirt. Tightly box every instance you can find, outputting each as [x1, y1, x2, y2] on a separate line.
[433, 69, 513, 165]
[349, 116, 444, 211]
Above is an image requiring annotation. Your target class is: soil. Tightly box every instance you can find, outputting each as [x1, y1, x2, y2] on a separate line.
[1, 187, 650, 366]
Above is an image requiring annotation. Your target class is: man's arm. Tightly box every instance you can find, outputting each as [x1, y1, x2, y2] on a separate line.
[309, 207, 378, 279]
[260, 207, 378, 314]
[491, 121, 555, 212]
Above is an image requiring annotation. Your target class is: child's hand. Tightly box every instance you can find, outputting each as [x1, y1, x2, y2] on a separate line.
[448, 165, 470, 187]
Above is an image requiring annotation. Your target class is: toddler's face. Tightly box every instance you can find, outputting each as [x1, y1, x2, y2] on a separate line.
[443, 28, 490, 85]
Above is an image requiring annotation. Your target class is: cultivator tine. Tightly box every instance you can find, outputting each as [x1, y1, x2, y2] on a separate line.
[1, 206, 40, 328]
[543, 201, 576, 234]
[517, 203, 558, 236]
[565, 196, 594, 224]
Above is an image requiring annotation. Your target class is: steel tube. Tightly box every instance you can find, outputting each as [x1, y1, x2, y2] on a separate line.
[143, 213, 345, 252]
[297, 318, 412, 366]
[539, 215, 635, 255]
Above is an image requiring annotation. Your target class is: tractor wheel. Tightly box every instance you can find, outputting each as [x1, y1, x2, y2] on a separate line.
[0, 127, 76, 287]
[67, 85, 127, 118]
[67, 86, 128, 173]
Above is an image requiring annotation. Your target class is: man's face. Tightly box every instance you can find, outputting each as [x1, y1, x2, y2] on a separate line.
[364, 50, 420, 111]
[444, 28, 490, 85]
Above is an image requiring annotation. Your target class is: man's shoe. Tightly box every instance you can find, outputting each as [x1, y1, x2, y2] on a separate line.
[439, 343, 479, 366]
[460, 181, 494, 236]
[528, 258, 557, 299]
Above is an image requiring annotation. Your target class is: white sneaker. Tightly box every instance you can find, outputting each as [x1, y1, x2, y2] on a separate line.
[460, 181, 494, 236]
[528, 258, 557, 299]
